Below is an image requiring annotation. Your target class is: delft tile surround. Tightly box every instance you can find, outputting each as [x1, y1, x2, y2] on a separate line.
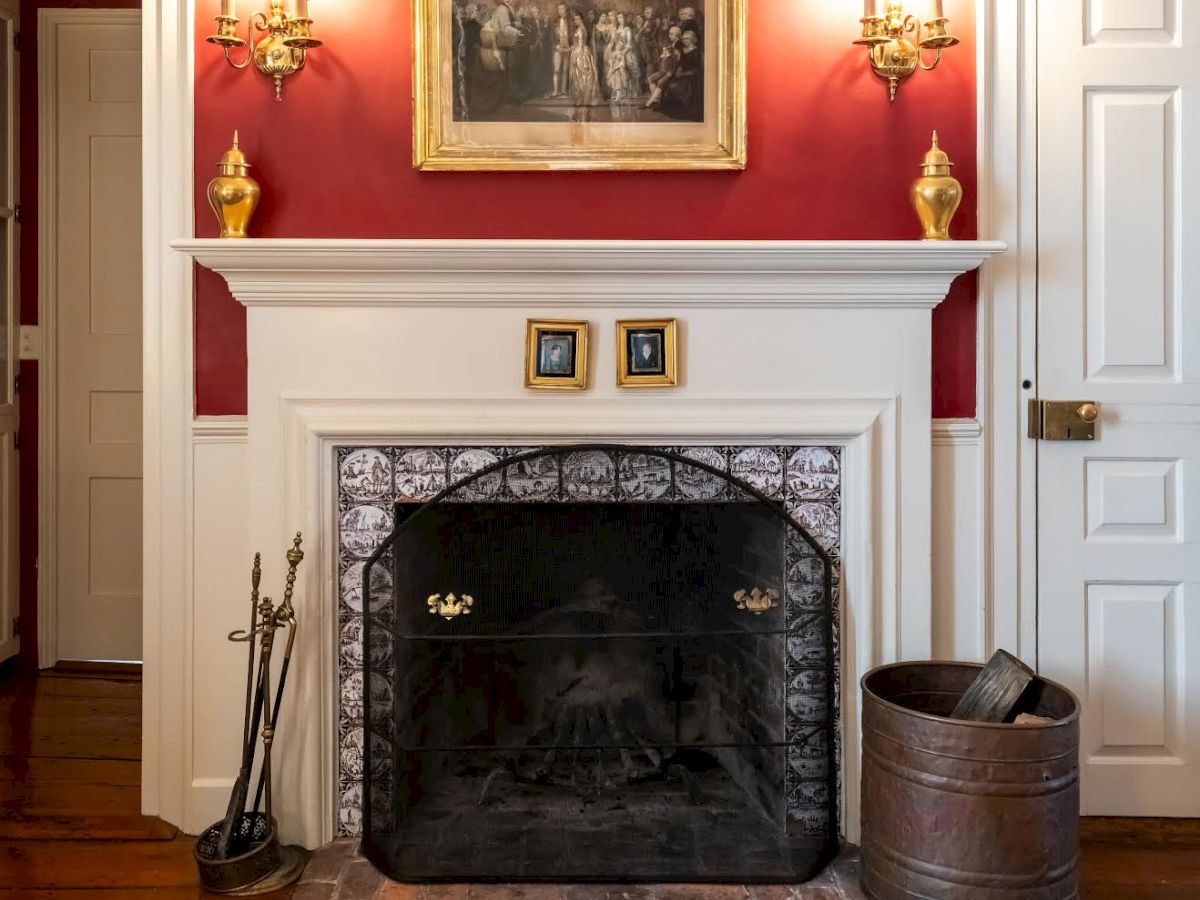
[335, 445, 843, 837]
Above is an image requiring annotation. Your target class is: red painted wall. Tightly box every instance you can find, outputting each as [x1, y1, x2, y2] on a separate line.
[193, 0, 979, 417]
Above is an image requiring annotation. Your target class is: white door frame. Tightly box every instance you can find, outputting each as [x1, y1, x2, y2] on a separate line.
[36, 7, 144, 669]
[137, 0, 1041, 830]
[140, 0, 195, 826]
[977, 0, 1040, 665]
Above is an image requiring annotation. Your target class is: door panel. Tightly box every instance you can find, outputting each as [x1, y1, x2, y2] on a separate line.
[53, 17, 142, 662]
[1038, 0, 1200, 815]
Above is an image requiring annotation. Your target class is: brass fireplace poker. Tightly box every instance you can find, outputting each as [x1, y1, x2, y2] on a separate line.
[194, 534, 308, 896]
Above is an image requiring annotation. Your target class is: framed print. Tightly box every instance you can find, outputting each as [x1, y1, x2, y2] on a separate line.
[413, 0, 746, 171]
[526, 319, 589, 390]
[616, 318, 677, 388]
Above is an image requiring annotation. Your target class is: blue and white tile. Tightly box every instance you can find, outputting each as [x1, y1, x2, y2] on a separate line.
[618, 452, 672, 501]
[562, 450, 616, 500]
[340, 448, 393, 501]
[393, 447, 448, 501]
[340, 560, 393, 615]
[785, 447, 841, 501]
[786, 500, 840, 554]
[448, 448, 503, 500]
[730, 447, 784, 498]
[340, 505, 392, 559]
[337, 781, 363, 836]
[673, 446, 727, 501]
[503, 452, 560, 501]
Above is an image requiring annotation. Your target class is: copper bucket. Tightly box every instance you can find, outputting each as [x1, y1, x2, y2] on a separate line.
[860, 661, 1080, 900]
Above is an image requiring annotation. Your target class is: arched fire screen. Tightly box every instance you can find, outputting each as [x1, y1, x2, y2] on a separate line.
[361, 445, 837, 884]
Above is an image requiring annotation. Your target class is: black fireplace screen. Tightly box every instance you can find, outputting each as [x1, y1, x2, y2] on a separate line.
[361, 446, 837, 883]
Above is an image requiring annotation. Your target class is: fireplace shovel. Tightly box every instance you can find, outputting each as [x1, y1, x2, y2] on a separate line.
[214, 554, 265, 859]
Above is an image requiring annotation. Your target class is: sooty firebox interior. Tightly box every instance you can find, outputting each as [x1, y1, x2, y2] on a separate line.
[360, 447, 837, 884]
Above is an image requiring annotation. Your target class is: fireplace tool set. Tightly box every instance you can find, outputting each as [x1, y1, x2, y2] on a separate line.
[194, 533, 309, 895]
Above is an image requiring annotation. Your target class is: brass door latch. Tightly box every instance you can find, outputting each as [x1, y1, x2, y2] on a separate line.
[1028, 399, 1100, 441]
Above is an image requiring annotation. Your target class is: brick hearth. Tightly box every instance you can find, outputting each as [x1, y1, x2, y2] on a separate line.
[291, 840, 867, 900]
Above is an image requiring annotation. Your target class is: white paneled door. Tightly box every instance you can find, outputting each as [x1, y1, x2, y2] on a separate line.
[1038, 0, 1200, 814]
[47, 12, 142, 662]
[0, 2, 16, 664]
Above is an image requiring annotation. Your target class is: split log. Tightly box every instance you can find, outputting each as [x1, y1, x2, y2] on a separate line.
[950, 649, 1036, 723]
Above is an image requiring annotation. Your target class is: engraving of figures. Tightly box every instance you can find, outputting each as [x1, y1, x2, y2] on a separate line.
[341, 505, 392, 558]
[730, 447, 784, 497]
[675, 446, 726, 500]
[786, 447, 841, 501]
[451, 0, 706, 123]
[340, 449, 393, 501]
[619, 452, 671, 500]
[563, 450, 616, 498]
[449, 448, 502, 499]
[505, 453, 560, 500]
[395, 448, 448, 500]
[340, 561, 394, 614]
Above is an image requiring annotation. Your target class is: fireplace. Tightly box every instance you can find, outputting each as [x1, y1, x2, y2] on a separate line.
[349, 446, 838, 883]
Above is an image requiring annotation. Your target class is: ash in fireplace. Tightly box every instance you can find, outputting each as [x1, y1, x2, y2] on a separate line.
[476, 578, 702, 804]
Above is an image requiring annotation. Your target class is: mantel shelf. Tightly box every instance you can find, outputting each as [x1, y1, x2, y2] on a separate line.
[171, 238, 1006, 310]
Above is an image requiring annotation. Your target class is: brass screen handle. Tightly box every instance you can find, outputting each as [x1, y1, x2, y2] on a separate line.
[428, 593, 474, 621]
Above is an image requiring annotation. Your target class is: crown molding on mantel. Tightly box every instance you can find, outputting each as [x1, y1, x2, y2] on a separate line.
[172, 239, 1006, 309]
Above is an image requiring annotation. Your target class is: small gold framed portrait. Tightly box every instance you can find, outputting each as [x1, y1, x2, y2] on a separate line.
[525, 319, 589, 390]
[616, 319, 678, 388]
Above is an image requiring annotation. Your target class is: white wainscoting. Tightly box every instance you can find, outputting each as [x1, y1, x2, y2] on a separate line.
[188, 417, 250, 830]
[932, 418, 986, 663]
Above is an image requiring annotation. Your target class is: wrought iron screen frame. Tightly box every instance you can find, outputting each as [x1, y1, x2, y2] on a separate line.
[360, 444, 838, 883]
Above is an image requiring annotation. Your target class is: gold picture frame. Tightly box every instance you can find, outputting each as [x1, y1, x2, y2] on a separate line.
[526, 319, 589, 390]
[413, 0, 746, 171]
[616, 318, 678, 388]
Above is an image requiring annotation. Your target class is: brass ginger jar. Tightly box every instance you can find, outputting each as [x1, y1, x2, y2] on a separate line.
[910, 130, 962, 241]
[207, 132, 261, 239]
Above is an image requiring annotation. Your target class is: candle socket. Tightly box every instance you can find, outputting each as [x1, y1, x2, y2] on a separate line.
[206, 15, 246, 47]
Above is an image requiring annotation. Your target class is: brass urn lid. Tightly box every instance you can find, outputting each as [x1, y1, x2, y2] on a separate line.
[919, 130, 954, 176]
[217, 131, 252, 176]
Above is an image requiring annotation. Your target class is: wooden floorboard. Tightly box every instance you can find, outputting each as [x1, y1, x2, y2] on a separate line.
[0, 670, 1197, 898]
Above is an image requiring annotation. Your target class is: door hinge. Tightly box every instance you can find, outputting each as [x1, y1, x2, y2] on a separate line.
[1028, 399, 1100, 441]
[11, 616, 18, 636]
[12, 32, 20, 53]
[12, 204, 21, 224]
[11, 373, 18, 395]
[12, 429, 19, 449]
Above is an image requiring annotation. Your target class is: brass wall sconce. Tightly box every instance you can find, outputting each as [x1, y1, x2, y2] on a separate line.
[207, 0, 322, 101]
[854, 1, 959, 102]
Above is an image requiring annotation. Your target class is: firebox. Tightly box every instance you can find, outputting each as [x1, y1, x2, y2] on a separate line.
[359, 446, 837, 883]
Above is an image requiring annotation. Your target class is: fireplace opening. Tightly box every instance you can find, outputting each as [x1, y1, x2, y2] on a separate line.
[360, 446, 837, 883]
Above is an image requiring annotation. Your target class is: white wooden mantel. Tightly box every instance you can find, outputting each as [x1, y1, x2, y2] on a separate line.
[173, 239, 1004, 307]
[169, 238, 1004, 848]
